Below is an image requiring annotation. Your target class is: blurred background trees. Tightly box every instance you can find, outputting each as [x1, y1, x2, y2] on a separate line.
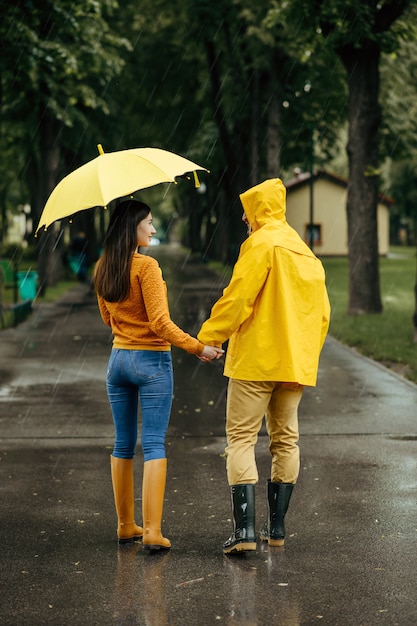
[0, 0, 416, 311]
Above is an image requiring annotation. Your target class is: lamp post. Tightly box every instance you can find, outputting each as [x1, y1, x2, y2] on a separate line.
[308, 121, 315, 252]
[303, 81, 315, 252]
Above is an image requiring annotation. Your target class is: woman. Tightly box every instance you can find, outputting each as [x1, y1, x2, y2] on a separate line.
[94, 199, 221, 550]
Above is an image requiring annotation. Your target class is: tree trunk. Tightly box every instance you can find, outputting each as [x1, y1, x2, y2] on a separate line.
[340, 43, 383, 314]
[203, 39, 248, 265]
[182, 192, 203, 254]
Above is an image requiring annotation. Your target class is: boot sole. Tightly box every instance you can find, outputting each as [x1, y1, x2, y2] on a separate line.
[268, 538, 285, 547]
[118, 535, 143, 544]
[223, 542, 256, 554]
[143, 543, 171, 551]
[259, 532, 285, 547]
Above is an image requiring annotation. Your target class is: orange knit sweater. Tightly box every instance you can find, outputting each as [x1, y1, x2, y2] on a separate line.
[97, 253, 204, 355]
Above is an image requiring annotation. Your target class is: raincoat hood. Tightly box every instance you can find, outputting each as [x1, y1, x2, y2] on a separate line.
[240, 178, 286, 231]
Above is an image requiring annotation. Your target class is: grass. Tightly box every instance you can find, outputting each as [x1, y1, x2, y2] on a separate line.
[322, 246, 417, 383]
[36, 281, 80, 303]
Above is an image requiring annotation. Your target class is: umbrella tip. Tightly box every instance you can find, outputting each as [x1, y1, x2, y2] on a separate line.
[193, 171, 200, 188]
[97, 144, 104, 155]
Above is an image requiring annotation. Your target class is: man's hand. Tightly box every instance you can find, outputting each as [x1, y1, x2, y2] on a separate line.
[198, 346, 224, 362]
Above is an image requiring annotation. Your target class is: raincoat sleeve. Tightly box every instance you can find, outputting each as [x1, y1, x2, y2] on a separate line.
[197, 240, 270, 346]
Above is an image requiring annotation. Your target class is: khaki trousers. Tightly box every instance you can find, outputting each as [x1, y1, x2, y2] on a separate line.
[225, 379, 303, 485]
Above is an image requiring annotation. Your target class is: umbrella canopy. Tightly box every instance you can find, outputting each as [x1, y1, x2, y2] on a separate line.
[35, 145, 208, 234]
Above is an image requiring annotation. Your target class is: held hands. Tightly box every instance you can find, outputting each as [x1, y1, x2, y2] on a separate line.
[198, 345, 224, 362]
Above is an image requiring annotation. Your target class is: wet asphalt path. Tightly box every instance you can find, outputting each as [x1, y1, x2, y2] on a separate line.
[1, 244, 417, 625]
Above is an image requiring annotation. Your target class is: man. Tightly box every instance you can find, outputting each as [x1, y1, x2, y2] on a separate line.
[198, 178, 330, 554]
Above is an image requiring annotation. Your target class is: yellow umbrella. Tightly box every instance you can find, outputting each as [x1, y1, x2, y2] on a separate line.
[35, 145, 208, 234]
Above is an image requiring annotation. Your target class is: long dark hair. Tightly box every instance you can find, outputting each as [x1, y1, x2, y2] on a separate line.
[94, 199, 151, 302]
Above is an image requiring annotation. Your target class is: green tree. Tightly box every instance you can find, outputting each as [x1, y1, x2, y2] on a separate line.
[380, 20, 417, 242]
[378, 12, 417, 340]
[174, 0, 347, 261]
[294, 0, 414, 314]
[0, 0, 347, 274]
[98, 0, 219, 256]
[0, 0, 130, 292]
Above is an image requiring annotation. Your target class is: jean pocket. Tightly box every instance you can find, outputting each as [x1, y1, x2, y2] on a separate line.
[130, 351, 164, 380]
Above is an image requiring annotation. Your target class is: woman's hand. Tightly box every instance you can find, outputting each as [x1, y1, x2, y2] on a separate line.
[198, 345, 224, 362]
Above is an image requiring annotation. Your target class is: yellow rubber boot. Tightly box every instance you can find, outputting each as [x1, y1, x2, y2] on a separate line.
[142, 458, 171, 551]
[110, 455, 143, 544]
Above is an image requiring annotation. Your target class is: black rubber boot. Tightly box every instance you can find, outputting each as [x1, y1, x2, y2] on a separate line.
[223, 484, 256, 554]
[260, 480, 294, 547]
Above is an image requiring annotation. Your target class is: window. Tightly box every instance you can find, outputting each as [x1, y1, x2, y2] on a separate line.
[304, 223, 322, 246]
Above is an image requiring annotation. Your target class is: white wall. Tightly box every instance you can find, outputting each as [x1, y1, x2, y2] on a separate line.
[285, 179, 389, 256]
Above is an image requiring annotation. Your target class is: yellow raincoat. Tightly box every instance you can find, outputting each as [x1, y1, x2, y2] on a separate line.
[198, 178, 330, 386]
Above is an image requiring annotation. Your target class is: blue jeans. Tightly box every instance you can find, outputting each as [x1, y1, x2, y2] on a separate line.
[106, 349, 173, 462]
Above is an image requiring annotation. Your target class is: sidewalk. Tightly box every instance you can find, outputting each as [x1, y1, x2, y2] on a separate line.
[1, 245, 416, 625]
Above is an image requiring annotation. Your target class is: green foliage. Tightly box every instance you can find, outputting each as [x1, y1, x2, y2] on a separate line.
[0, 0, 133, 243]
[291, 0, 415, 52]
[378, 4, 417, 239]
[1, 0, 417, 269]
[1, 0, 130, 125]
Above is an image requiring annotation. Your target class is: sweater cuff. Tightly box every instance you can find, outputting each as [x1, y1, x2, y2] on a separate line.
[195, 341, 205, 355]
